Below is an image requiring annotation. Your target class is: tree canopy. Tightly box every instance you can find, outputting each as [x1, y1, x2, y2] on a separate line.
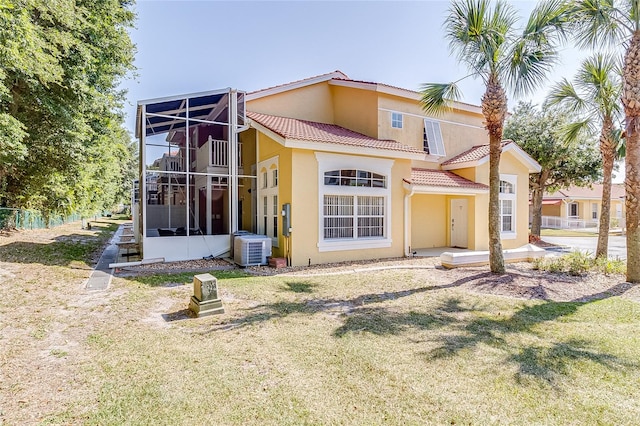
[504, 101, 602, 237]
[0, 0, 136, 219]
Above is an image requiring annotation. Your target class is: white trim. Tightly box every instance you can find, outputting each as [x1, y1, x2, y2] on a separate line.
[407, 184, 487, 195]
[502, 143, 541, 173]
[315, 153, 393, 252]
[287, 139, 424, 160]
[378, 107, 484, 130]
[499, 174, 517, 237]
[441, 143, 541, 173]
[257, 156, 279, 247]
[138, 88, 235, 106]
[246, 71, 349, 101]
[248, 121, 424, 160]
[330, 80, 483, 114]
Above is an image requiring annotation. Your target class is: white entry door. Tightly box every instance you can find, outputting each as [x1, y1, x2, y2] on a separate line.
[451, 199, 468, 248]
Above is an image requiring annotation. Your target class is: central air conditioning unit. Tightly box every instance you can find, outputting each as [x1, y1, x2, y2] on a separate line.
[233, 234, 272, 266]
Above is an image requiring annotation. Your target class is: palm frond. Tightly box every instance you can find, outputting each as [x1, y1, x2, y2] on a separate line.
[545, 78, 585, 113]
[569, 0, 630, 49]
[419, 82, 462, 115]
[560, 119, 593, 144]
[507, 0, 571, 97]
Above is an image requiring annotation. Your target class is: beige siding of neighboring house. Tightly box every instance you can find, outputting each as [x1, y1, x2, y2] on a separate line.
[541, 203, 561, 218]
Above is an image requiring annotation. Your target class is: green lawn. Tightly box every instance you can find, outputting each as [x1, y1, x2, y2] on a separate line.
[2, 222, 639, 425]
[70, 272, 640, 424]
[540, 228, 598, 237]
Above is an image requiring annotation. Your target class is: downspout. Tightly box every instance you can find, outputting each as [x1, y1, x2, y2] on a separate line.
[403, 180, 415, 257]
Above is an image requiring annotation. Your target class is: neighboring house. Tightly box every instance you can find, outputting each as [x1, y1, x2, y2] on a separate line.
[134, 71, 541, 265]
[540, 184, 626, 229]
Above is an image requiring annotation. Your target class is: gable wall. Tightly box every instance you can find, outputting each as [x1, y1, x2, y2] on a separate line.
[330, 85, 379, 138]
[248, 82, 335, 123]
[376, 93, 488, 167]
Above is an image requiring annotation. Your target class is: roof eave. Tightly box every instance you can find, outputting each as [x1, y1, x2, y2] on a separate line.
[406, 183, 488, 195]
[285, 139, 424, 160]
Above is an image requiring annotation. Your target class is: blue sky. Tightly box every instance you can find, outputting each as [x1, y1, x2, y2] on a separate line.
[122, 1, 594, 132]
[123, 0, 624, 178]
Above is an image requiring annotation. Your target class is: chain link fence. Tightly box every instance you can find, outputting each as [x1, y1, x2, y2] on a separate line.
[0, 208, 82, 230]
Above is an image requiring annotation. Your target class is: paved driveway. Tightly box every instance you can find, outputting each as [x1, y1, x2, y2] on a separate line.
[543, 235, 627, 260]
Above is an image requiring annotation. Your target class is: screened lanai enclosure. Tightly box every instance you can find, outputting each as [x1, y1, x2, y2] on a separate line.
[135, 89, 257, 261]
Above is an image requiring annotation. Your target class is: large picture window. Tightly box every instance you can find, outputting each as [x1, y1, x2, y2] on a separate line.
[316, 153, 393, 252]
[323, 195, 384, 239]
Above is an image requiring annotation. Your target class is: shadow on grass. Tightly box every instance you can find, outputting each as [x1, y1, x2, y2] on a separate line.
[127, 270, 251, 287]
[509, 338, 635, 384]
[281, 281, 318, 293]
[201, 272, 489, 334]
[206, 269, 638, 383]
[426, 284, 639, 385]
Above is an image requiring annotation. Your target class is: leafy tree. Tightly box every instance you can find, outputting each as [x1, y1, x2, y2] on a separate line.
[504, 102, 602, 238]
[420, 0, 570, 273]
[569, 0, 640, 281]
[545, 53, 623, 258]
[0, 0, 136, 222]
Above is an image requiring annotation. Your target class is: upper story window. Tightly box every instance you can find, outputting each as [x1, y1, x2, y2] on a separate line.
[499, 180, 514, 194]
[324, 169, 386, 188]
[423, 119, 445, 156]
[272, 169, 278, 187]
[391, 112, 403, 129]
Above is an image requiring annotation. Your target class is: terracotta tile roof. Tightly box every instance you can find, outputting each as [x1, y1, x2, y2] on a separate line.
[406, 168, 488, 190]
[441, 141, 513, 166]
[247, 111, 423, 154]
[546, 184, 625, 199]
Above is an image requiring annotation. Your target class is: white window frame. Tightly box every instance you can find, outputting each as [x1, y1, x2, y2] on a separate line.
[316, 153, 393, 252]
[568, 202, 578, 218]
[423, 119, 446, 156]
[591, 202, 598, 220]
[499, 174, 517, 239]
[391, 112, 403, 129]
[257, 156, 279, 246]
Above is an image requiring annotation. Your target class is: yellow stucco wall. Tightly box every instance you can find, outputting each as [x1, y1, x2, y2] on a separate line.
[330, 85, 378, 138]
[410, 195, 448, 248]
[410, 194, 479, 250]
[248, 82, 334, 123]
[376, 93, 488, 162]
[285, 150, 410, 266]
[470, 150, 530, 249]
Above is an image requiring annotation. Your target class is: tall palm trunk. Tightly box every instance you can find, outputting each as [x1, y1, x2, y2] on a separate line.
[623, 32, 640, 283]
[596, 117, 615, 259]
[482, 74, 507, 273]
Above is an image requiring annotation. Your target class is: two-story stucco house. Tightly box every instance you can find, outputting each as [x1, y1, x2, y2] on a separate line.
[134, 71, 540, 266]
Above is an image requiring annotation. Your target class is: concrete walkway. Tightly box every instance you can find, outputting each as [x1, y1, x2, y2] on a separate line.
[543, 235, 627, 260]
[86, 224, 125, 290]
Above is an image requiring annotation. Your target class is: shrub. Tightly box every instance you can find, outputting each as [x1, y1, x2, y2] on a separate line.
[534, 251, 625, 276]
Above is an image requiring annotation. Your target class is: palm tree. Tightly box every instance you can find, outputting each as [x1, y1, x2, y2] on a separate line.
[570, 1, 640, 282]
[420, 0, 569, 273]
[545, 53, 623, 259]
